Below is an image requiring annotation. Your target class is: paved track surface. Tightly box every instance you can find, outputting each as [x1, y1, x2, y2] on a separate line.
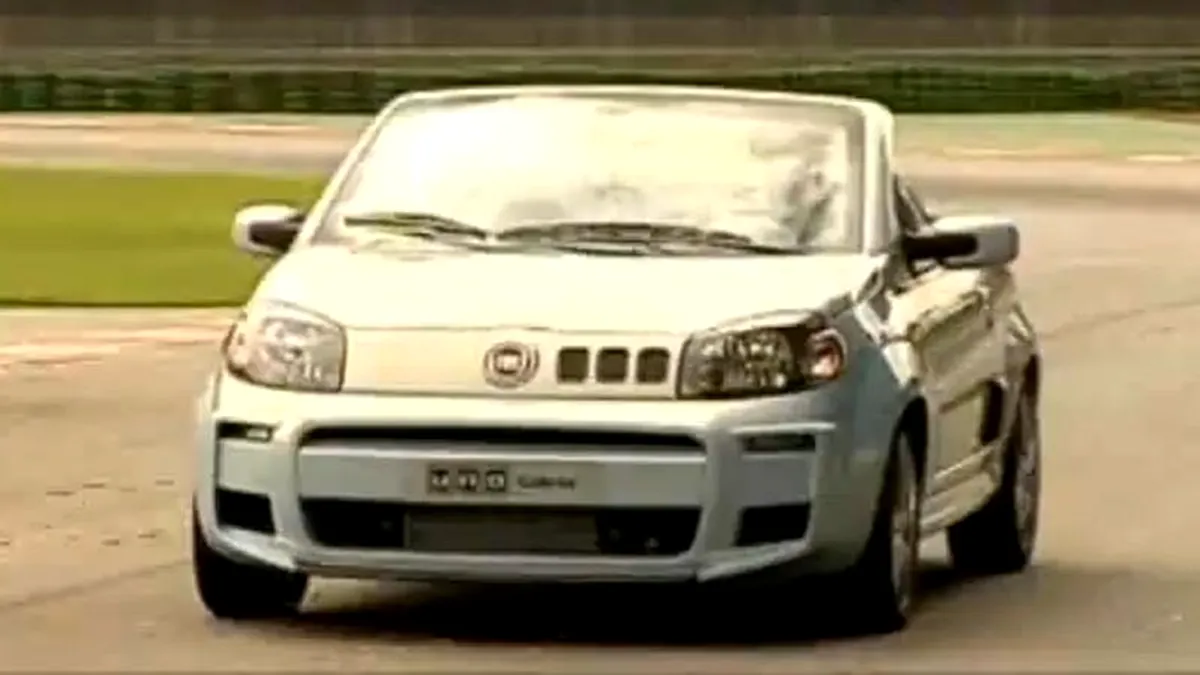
[3, 121, 1200, 671]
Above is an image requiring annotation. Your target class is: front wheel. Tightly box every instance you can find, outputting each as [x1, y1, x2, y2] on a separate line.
[946, 393, 1040, 575]
[826, 430, 923, 634]
[191, 502, 309, 620]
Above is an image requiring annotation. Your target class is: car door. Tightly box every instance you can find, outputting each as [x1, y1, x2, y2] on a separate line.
[887, 178, 999, 503]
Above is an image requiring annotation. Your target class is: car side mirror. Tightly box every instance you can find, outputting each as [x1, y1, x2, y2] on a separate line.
[232, 203, 304, 257]
[904, 215, 1019, 269]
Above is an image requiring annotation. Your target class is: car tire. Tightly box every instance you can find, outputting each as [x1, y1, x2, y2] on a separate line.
[830, 430, 922, 635]
[946, 392, 1040, 575]
[191, 502, 309, 620]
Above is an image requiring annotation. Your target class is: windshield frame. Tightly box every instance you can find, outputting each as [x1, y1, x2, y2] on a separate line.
[306, 85, 872, 255]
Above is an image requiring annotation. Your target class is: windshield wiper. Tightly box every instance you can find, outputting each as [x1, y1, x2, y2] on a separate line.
[342, 211, 492, 242]
[341, 215, 798, 256]
[497, 221, 795, 255]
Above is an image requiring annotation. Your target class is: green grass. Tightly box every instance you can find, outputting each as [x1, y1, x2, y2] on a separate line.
[0, 166, 323, 306]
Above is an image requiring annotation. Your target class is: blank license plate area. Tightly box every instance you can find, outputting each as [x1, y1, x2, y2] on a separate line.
[405, 508, 599, 554]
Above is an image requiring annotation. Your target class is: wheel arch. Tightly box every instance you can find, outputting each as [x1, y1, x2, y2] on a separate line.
[896, 394, 930, 484]
[1022, 353, 1042, 405]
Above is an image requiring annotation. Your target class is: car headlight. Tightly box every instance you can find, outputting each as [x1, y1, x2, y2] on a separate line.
[223, 302, 346, 392]
[677, 313, 847, 400]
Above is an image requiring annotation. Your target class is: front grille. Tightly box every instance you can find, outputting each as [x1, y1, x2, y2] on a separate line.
[301, 500, 700, 556]
[300, 426, 702, 451]
[636, 348, 671, 383]
[596, 348, 630, 383]
[556, 347, 590, 382]
[554, 346, 673, 385]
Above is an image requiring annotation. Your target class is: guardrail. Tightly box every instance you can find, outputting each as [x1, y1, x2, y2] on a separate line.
[3, 62, 1199, 114]
[2, 11, 1199, 53]
[5, 46, 1200, 72]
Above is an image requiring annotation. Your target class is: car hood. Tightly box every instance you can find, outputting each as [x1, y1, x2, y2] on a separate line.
[251, 245, 884, 332]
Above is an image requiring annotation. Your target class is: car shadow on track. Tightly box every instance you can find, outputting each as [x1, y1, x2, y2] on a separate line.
[263, 556, 1091, 647]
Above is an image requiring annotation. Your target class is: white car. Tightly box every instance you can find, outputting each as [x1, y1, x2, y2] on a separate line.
[193, 85, 1042, 634]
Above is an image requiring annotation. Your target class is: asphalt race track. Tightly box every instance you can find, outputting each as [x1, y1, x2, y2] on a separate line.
[2, 121, 1200, 671]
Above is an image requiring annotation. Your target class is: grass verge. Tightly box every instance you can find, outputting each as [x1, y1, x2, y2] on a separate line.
[0, 166, 323, 306]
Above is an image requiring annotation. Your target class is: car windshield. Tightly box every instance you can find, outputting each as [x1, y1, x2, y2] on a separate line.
[318, 91, 863, 254]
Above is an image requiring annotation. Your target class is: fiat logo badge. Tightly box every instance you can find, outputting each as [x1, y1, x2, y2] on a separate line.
[483, 342, 540, 389]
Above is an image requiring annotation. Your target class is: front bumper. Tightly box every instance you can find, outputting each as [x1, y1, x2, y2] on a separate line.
[195, 375, 889, 584]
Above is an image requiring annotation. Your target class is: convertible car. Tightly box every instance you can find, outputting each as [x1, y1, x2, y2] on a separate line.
[192, 84, 1042, 634]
